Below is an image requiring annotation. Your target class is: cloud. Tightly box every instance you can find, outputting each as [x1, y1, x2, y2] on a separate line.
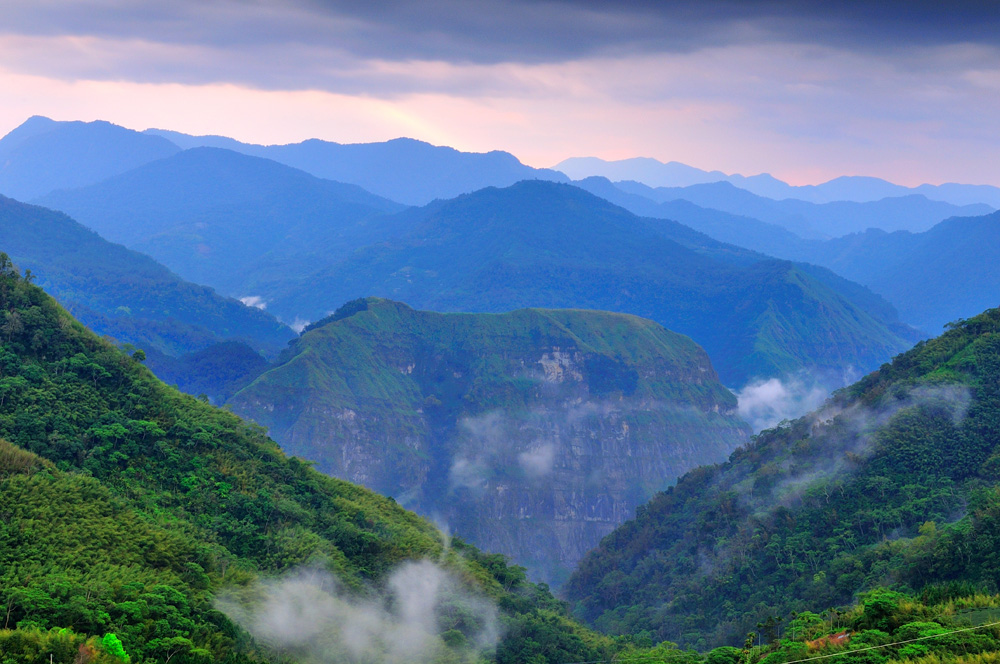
[737, 372, 832, 431]
[517, 442, 556, 478]
[449, 456, 491, 490]
[239, 295, 267, 310]
[216, 560, 499, 664]
[3, 1, 1000, 71]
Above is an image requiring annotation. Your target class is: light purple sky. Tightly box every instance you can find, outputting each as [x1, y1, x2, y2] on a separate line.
[2, 1, 999, 186]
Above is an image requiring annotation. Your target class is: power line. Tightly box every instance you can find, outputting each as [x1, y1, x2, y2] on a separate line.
[781, 618, 1000, 664]
[556, 617, 1000, 664]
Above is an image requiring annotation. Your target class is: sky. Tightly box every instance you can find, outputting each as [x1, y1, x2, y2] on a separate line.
[2, 0, 999, 186]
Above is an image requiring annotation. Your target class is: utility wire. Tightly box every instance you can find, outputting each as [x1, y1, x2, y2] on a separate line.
[556, 617, 1000, 664]
[780, 618, 1000, 664]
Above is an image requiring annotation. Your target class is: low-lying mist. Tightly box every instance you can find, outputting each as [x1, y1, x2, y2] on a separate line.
[217, 559, 499, 664]
[736, 368, 861, 431]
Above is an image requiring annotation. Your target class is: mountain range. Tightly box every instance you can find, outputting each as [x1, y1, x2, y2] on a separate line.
[606, 179, 993, 237]
[264, 180, 917, 387]
[37, 147, 407, 302]
[556, 155, 1000, 207]
[146, 128, 569, 206]
[0, 116, 180, 201]
[576, 177, 1000, 335]
[5, 111, 1000, 664]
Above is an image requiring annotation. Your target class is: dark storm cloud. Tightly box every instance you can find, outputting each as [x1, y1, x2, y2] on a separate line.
[3, 0, 999, 67]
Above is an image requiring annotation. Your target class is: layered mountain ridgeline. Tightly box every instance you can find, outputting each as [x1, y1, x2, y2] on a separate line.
[608, 180, 993, 237]
[565, 305, 1000, 650]
[227, 298, 751, 586]
[578, 178, 1000, 336]
[269, 181, 915, 387]
[0, 116, 180, 200]
[0, 260, 618, 664]
[785, 212, 1000, 335]
[146, 128, 568, 205]
[0, 196, 293, 357]
[556, 155, 1000, 207]
[37, 147, 407, 300]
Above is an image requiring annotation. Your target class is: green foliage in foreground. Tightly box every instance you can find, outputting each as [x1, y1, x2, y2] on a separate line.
[0, 255, 613, 663]
[613, 589, 1000, 664]
[566, 306, 1000, 648]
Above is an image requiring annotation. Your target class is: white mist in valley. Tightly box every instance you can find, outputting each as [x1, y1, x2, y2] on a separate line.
[216, 560, 499, 664]
[736, 369, 861, 432]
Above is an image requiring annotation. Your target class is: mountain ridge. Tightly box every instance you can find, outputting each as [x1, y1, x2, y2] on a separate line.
[267, 180, 917, 387]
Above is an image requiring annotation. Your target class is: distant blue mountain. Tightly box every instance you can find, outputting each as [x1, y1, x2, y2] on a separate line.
[38, 147, 408, 304]
[611, 180, 992, 237]
[555, 156, 1000, 207]
[786, 212, 1000, 334]
[146, 128, 568, 205]
[583, 175, 1000, 334]
[0, 116, 180, 200]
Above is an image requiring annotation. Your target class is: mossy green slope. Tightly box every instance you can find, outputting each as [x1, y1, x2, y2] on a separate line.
[564, 306, 1000, 650]
[230, 298, 750, 585]
[0, 257, 613, 664]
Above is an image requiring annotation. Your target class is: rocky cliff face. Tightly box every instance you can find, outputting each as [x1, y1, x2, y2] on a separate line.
[230, 298, 751, 585]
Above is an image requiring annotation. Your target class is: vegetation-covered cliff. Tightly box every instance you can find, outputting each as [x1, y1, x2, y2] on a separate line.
[229, 297, 751, 585]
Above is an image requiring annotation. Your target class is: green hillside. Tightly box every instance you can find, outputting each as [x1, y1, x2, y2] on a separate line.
[229, 297, 750, 586]
[0, 256, 613, 664]
[0, 195, 294, 357]
[565, 305, 1000, 649]
[270, 181, 915, 387]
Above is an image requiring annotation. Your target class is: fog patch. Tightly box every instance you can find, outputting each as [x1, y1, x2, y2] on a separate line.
[754, 382, 973, 511]
[217, 560, 499, 664]
[737, 368, 862, 432]
[290, 317, 310, 334]
[450, 456, 490, 490]
[737, 374, 831, 432]
[518, 442, 556, 478]
[240, 295, 267, 310]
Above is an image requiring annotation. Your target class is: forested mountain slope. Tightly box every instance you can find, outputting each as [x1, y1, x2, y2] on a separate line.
[0, 195, 293, 357]
[38, 147, 407, 300]
[0, 257, 612, 664]
[270, 181, 915, 387]
[229, 297, 751, 585]
[565, 305, 1000, 650]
